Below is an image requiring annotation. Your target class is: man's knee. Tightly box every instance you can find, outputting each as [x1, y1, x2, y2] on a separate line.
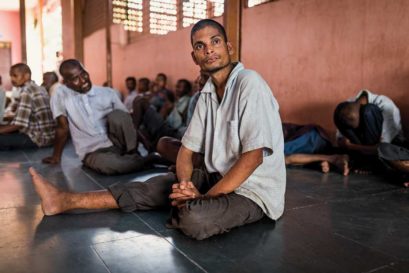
[107, 110, 131, 125]
[156, 137, 172, 154]
[177, 206, 222, 240]
[84, 157, 118, 175]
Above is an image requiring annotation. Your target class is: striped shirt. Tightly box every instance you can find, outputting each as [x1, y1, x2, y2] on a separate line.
[11, 81, 55, 147]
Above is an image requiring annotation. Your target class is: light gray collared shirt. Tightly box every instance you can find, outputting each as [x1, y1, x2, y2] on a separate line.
[182, 62, 286, 220]
[51, 85, 128, 160]
[124, 90, 138, 112]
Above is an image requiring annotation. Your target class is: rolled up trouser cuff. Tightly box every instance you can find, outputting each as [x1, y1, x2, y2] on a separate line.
[108, 182, 139, 212]
[108, 172, 176, 212]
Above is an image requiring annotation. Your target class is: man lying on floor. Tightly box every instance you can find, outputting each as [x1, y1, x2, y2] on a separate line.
[158, 122, 349, 176]
[29, 19, 286, 240]
[42, 59, 158, 175]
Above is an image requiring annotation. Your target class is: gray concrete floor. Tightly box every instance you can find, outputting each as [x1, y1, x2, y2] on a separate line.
[0, 142, 408, 273]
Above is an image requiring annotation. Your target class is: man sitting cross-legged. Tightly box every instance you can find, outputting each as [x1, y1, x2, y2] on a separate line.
[42, 59, 157, 175]
[30, 19, 286, 240]
[0, 63, 55, 150]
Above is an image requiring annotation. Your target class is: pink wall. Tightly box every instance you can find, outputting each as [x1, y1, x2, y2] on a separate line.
[242, 0, 409, 137]
[112, 27, 199, 94]
[83, 28, 107, 86]
[0, 10, 21, 63]
[0, 10, 22, 88]
[83, 0, 409, 137]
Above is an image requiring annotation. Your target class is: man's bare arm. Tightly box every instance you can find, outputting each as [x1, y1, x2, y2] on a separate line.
[176, 144, 195, 182]
[42, 116, 69, 164]
[170, 148, 264, 204]
[338, 137, 378, 156]
[0, 124, 22, 134]
[205, 148, 263, 197]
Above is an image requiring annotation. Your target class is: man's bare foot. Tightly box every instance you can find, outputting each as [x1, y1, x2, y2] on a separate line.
[320, 161, 330, 173]
[354, 168, 372, 175]
[29, 167, 66, 216]
[329, 154, 350, 176]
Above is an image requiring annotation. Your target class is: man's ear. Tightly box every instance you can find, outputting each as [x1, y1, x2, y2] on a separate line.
[227, 42, 234, 56]
[191, 51, 198, 65]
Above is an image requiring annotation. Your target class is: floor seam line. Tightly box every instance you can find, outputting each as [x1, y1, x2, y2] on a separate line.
[90, 234, 147, 246]
[90, 245, 113, 273]
[131, 212, 209, 273]
[361, 263, 392, 273]
[22, 151, 32, 163]
[80, 170, 107, 190]
[333, 232, 400, 260]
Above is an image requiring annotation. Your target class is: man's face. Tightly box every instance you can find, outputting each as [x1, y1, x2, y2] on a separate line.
[175, 81, 186, 97]
[126, 79, 136, 91]
[10, 68, 29, 87]
[155, 75, 166, 89]
[42, 74, 57, 91]
[62, 66, 92, 93]
[191, 26, 233, 74]
[138, 80, 149, 92]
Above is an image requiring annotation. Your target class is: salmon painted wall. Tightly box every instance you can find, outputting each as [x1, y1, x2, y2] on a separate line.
[112, 26, 199, 94]
[0, 11, 21, 64]
[0, 10, 22, 88]
[83, 0, 408, 137]
[242, 0, 409, 137]
[83, 28, 107, 86]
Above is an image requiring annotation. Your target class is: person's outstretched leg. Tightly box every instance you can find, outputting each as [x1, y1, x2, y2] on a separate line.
[30, 167, 177, 215]
[29, 167, 118, 215]
[285, 153, 350, 176]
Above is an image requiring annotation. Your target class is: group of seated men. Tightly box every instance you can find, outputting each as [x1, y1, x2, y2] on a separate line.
[1, 19, 408, 240]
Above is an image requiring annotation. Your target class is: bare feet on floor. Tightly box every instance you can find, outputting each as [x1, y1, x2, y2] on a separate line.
[322, 155, 350, 176]
[332, 154, 350, 176]
[29, 167, 65, 216]
[353, 169, 372, 175]
[320, 161, 330, 173]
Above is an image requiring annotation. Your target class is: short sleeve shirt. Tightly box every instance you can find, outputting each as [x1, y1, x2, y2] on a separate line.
[51, 85, 128, 160]
[336, 89, 403, 143]
[182, 63, 286, 220]
[124, 90, 139, 112]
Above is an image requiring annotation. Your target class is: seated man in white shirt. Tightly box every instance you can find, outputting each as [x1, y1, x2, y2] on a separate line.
[123, 76, 138, 112]
[42, 59, 156, 175]
[29, 19, 286, 240]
